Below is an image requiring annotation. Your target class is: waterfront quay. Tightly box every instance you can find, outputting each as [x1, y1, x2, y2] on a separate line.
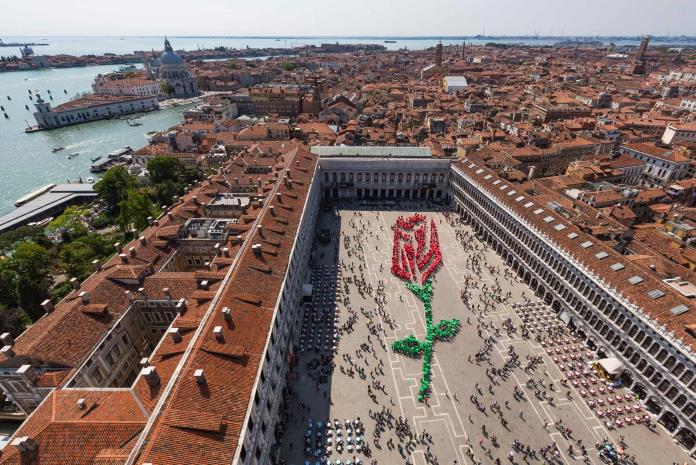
[0, 64, 188, 216]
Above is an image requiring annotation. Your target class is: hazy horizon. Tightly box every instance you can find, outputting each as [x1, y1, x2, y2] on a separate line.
[3, 0, 695, 37]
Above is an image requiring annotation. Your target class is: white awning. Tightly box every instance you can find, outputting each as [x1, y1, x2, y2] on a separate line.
[597, 357, 624, 376]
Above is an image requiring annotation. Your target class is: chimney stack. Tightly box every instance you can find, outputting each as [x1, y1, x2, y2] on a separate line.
[269, 205, 275, 215]
[141, 366, 160, 387]
[1, 346, 15, 359]
[129, 247, 137, 257]
[0, 333, 14, 346]
[168, 327, 182, 343]
[176, 298, 187, 314]
[114, 242, 122, 253]
[252, 244, 262, 255]
[147, 216, 153, 225]
[194, 369, 206, 385]
[77, 398, 87, 410]
[213, 326, 224, 341]
[17, 365, 36, 382]
[93, 259, 102, 271]
[70, 277, 80, 290]
[139, 236, 147, 245]
[276, 192, 282, 202]
[79, 291, 89, 304]
[119, 253, 129, 263]
[41, 299, 54, 312]
[222, 306, 232, 321]
[125, 290, 134, 302]
[10, 436, 37, 462]
[222, 247, 229, 257]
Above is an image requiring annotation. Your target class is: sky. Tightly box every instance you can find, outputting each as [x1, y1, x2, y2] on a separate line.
[2, 0, 695, 37]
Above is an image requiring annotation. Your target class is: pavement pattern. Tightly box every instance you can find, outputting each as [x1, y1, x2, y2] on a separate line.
[277, 205, 692, 465]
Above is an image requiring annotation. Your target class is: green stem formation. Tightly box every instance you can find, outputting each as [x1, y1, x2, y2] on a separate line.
[391, 280, 460, 402]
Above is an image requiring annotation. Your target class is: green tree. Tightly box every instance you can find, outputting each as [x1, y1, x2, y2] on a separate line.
[60, 241, 97, 280]
[95, 166, 137, 212]
[47, 206, 90, 241]
[281, 60, 295, 71]
[147, 157, 184, 184]
[12, 243, 52, 321]
[160, 81, 173, 97]
[154, 179, 180, 206]
[118, 189, 156, 233]
[74, 233, 113, 259]
[0, 267, 20, 309]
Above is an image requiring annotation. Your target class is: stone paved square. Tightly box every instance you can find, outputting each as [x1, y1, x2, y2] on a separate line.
[277, 205, 692, 465]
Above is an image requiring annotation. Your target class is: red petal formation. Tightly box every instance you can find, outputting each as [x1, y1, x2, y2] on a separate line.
[391, 215, 443, 284]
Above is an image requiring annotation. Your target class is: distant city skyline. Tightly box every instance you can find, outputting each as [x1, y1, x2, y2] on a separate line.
[3, 0, 695, 37]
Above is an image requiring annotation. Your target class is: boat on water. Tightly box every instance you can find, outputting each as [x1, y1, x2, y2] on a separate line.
[384, 40, 397, 43]
[86, 177, 95, 183]
[91, 155, 102, 162]
[67, 152, 79, 159]
[52, 147, 65, 153]
[15, 184, 56, 207]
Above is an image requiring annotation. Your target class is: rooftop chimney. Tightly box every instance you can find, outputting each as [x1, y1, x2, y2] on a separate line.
[41, 299, 54, 312]
[269, 206, 275, 215]
[93, 259, 102, 271]
[114, 242, 122, 252]
[222, 306, 232, 321]
[138, 287, 147, 300]
[194, 369, 206, 385]
[276, 193, 283, 202]
[1, 345, 15, 359]
[139, 236, 147, 245]
[168, 327, 182, 343]
[193, 196, 199, 205]
[141, 366, 160, 387]
[257, 225, 263, 236]
[119, 253, 129, 263]
[77, 398, 87, 410]
[213, 326, 224, 341]
[163, 288, 172, 303]
[79, 291, 89, 304]
[17, 364, 36, 382]
[286, 168, 292, 178]
[0, 333, 14, 346]
[10, 436, 37, 461]
[147, 216, 153, 225]
[139, 358, 150, 368]
[70, 277, 80, 290]
[129, 247, 137, 257]
[176, 298, 187, 314]
[125, 290, 134, 302]
[252, 243, 262, 255]
[222, 247, 229, 257]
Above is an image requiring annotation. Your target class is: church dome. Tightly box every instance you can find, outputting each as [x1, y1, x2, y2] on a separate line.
[161, 50, 183, 66]
[160, 37, 183, 66]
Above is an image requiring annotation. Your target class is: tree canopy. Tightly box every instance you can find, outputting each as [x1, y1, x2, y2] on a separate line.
[94, 166, 137, 212]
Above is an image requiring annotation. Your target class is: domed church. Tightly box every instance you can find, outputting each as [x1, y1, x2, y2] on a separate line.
[146, 38, 199, 98]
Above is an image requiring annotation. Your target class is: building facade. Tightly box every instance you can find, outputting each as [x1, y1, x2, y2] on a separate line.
[31, 93, 159, 130]
[450, 158, 695, 453]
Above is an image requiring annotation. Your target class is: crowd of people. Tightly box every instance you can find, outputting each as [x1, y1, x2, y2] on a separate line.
[276, 204, 643, 465]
